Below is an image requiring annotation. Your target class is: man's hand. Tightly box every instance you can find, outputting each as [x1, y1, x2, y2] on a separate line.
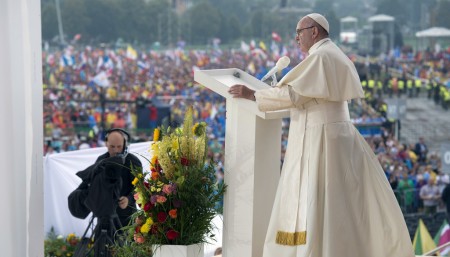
[118, 196, 129, 209]
[228, 84, 256, 101]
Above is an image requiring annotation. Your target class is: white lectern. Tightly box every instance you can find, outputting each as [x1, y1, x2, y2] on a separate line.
[194, 69, 289, 257]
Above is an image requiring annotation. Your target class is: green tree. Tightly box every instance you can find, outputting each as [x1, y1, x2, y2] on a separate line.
[315, 0, 333, 15]
[209, 0, 248, 24]
[115, 0, 153, 43]
[324, 9, 340, 40]
[435, 0, 450, 27]
[376, 0, 407, 26]
[83, 0, 121, 43]
[61, 0, 90, 41]
[249, 10, 266, 38]
[228, 15, 243, 43]
[147, 0, 173, 45]
[185, 1, 221, 44]
[41, 2, 58, 41]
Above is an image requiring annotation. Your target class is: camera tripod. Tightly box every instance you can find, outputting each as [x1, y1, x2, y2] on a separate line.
[74, 214, 123, 257]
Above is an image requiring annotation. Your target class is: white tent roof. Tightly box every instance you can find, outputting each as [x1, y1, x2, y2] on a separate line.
[341, 16, 358, 23]
[416, 27, 450, 38]
[368, 14, 395, 22]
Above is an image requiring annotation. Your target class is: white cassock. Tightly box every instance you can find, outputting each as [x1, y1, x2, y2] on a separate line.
[256, 38, 414, 257]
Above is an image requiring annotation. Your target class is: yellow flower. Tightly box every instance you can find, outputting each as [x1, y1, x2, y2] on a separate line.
[192, 123, 199, 134]
[135, 193, 144, 206]
[172, 137, 179, 151]
[151, 186, 161, 193]
[132, 177, 139, 186]
[151, 142, 159, 156]
[66, 233, 76, 242]
[151, 155, 158, 166]
[140, 224, 150, 233]
[153, 128, 160, 141]
[140, 217, 154, 234]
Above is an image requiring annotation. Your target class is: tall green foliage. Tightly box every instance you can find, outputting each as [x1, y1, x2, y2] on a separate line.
[435, 0, 450, 28]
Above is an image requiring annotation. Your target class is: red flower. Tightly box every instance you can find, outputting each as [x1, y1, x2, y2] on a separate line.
[166, 230, 179, 240]
[135, 225, 141, 233]
[157, 212, 167, 222]
[143, 181, 150, 189]
[151, 224, 159, 234]
[143, 202, 153, 212]
[180, 157, 190, 166]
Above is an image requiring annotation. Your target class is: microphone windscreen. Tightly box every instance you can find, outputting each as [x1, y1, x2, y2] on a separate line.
[276, 56, 290, 70]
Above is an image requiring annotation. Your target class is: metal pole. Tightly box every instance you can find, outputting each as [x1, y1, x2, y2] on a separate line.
[158, 14, 162, 44]
[395, 120, 399, 140]
[55, 0, 65, 45]
[168, 9, 172, 46]
[100, 87, 106, 132]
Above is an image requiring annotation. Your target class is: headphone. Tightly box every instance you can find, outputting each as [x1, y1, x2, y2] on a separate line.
[105, 128, 130, 154]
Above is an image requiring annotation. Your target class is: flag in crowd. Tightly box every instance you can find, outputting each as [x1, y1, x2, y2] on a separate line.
[259, 41, 267, 52]
[240, 41, 250, 52]
[271, 31, 282, 42]
[413, 219, 437, 255]
[92, 71, 109, 87]
[126, 45, 138, 60]
[414, 218, 450, 256]
[434, 220, 450, 256]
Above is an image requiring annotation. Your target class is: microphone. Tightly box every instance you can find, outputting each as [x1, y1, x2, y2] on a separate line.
[261, 56, 290, 82]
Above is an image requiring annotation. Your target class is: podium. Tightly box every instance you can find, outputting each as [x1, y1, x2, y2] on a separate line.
[194, 69, 289, 257]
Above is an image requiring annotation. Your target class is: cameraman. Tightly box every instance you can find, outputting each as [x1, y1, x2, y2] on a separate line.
[70, 128, 142, 229]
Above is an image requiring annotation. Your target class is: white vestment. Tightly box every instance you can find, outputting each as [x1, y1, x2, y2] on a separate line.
[255, 39, 414, 257]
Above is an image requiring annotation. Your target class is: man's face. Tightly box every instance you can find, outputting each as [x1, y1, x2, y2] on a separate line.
[106, 132, 124, 156]
[295, 18, 315, 53]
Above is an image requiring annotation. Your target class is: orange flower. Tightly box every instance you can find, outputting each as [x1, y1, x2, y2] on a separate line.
[169, 209, 177, 219]
[156, 195, 167, 203]
[134, 233, 145, 244]
[151, 172, 159, 180]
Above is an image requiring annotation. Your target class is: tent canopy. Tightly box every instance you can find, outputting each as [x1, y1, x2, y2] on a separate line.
[416, 27, 450, 38]
[341, 16, 358, 23]
[368, 14, 395, 23]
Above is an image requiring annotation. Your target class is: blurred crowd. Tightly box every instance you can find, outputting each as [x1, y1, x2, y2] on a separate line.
[43, 42, 450, 214]
[42, 40, 304, 159]
[349, 46, 450, 214]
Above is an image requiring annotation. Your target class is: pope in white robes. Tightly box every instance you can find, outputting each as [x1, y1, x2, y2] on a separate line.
[228, 13, 414, 257]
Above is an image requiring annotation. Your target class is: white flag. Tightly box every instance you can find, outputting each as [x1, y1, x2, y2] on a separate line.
[92, 71, 109, 87]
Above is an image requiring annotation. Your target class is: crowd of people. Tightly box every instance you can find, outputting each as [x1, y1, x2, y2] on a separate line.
[42, 41, 304, 159]
[351, 46, 450, 214]
[43, 41, 449, 215]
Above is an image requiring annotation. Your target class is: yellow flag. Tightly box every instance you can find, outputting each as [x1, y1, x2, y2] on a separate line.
[413, 219, 437, 255]
[126, 45, 137, 60]
[259, 41, 267, 51]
